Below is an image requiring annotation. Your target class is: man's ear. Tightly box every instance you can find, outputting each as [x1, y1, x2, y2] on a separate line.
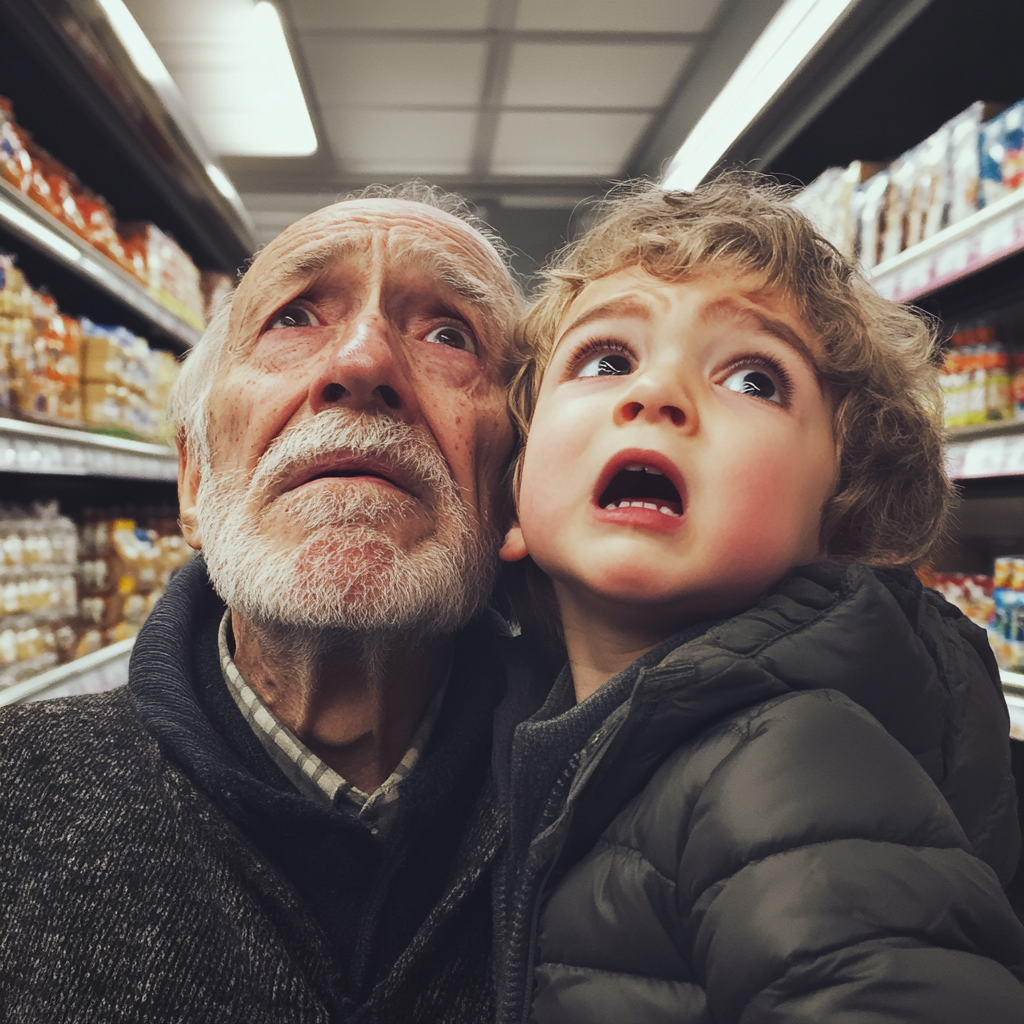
[499, 524, 529, 562]
[177, 437, 202, 551]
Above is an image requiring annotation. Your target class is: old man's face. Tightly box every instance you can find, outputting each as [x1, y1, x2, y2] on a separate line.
[180, 200, 517, 637]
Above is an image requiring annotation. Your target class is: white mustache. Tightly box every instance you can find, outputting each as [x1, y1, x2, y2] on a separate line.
[250, 412, 459, 508]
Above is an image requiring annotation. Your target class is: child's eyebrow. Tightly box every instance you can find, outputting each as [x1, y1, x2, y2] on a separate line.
[556, 297, 654, 345]
[699, 298, 821, 374]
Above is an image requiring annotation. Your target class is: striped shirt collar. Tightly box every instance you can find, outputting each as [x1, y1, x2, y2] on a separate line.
[217, 611, 448, 835]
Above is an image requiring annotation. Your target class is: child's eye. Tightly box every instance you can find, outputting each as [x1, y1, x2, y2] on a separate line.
[577, 352, 633, 377]
[425, 325, 477, 355]
[267, 305, 318, 330]
[722, 367, 783, 404]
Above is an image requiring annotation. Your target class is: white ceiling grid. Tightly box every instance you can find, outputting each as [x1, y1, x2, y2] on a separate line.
[287, 0, 721, 179]
[124, 0, 737, 246]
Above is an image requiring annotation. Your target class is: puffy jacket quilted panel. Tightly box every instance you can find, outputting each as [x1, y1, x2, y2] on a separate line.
[532, 692, 1024, 1023]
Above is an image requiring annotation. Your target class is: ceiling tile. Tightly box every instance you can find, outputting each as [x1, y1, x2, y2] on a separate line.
[290, 0, 489, 31]
[504, 42, 692, 109]
[515, 0, 723, 33]
[491, 111, 650, 176]
[322, 109, 477, 174]
[304, 39, 487, 108]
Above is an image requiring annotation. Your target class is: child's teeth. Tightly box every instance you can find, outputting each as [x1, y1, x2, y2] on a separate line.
[645, 467, 663, 475]
[604, 503, 618, 510]
[642, 502, 657, 510]
[659, 506, 680, 517]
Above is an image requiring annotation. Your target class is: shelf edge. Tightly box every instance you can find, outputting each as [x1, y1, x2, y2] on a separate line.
[0, 177, 201, 348]
[869, 186, 1024, 303]
[0, 636, 134, 706]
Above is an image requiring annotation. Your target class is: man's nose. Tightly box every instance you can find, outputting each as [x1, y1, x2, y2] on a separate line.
[614, 370, 693, 430]
[308, 309, 418, 421]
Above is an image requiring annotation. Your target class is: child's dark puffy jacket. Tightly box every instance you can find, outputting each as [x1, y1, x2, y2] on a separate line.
[493, 562, 1024, 1024]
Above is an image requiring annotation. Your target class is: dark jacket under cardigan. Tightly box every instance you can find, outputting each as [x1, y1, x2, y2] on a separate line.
[494, 562, 1024, 1024]
[0, 558, 508, 1024]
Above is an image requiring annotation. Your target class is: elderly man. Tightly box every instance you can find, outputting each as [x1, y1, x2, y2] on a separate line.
[0, 187, 522, 1022]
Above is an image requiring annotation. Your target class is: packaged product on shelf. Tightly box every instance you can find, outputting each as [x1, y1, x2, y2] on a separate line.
[0, 502, 78, 688]
[792, 162, 884, 258]
[79, 319, 178, 440]
[120, 222, 206, 332]
[941, 326, 1014, 428]
[858, 170, 889, 270]
[980, 99, 1024, 208]
[986, 557, 1024, 671]
[75, 508, 191, 654]
[9, 290, 82, 426]
[0, 256, 34, 415]
[0, 99, 62, 220]
[0, 98, 33, 193]
[906, 121, 953, 247]
[880, 148, 920, 263]
[948, 102, 1005, 225]
[1013, 350, 1024, 420]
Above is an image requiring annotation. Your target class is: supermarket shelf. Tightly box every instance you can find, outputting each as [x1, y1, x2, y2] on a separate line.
[947, 420, 1024, 443]
[871, 187, 1024, 304]
[0, 417, 177, 480]
[0, 177, 201, 349]
[0, 636, 132, 706]
[947, 431, 1024, 482]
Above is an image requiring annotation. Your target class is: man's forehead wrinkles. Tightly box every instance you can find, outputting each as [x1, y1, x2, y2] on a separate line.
[394, 242, 492, 304]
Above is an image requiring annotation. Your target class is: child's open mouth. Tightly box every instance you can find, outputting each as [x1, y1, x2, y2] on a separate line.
[598, 463, 683, 518]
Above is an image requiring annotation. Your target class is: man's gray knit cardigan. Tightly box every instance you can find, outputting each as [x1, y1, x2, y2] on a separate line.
[0, 559, 507, 1023]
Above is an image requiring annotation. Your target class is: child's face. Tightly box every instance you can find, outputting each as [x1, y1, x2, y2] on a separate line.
[503, 266, 838, 630]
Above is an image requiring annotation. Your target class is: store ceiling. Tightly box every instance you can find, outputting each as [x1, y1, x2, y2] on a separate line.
[123, 0, 787, 271]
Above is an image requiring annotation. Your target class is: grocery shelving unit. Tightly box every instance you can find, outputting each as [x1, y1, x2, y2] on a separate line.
[0, 0, 249, 704]
[871, 187, 1024, 308]
[733, 0, 1024, 902]
[0, 177, 201, 350]
[0, 419, 177, 481]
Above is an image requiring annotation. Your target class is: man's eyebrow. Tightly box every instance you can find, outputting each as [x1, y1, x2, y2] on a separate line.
[279, 236, 368, 279]
[396, 240, 494, 307]
[699, 297, 820, 372]
[557, 297, 655, 344]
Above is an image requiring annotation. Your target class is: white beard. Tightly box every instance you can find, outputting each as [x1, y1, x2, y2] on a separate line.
[194, 412, 499, 642]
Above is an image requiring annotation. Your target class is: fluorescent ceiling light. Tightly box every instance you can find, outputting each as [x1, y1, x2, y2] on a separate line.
[94, 0, 177, 92]
[205, 163, 240, 203]
[250, 1, 318, 156]
[94, 0, 255, 224]
[662, 0, 859, 191]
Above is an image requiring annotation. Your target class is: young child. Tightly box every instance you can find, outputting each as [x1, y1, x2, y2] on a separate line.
[492, 178, 1024, 1024]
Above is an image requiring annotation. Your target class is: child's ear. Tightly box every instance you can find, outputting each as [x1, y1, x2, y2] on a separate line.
[499, 524, 529, 562]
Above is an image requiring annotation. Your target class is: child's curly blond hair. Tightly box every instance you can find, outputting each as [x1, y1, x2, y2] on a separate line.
[505, 175, 953, 568]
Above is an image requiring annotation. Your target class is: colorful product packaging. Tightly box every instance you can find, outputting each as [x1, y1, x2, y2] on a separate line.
[980, 99, 1024, 208]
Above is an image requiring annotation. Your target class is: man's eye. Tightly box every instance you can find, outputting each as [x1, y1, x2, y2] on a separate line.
[577, 352, 632, 377]
[425, 325, 477, 355]
[722, 368, 781, 404]
[267, 306, 318, 329]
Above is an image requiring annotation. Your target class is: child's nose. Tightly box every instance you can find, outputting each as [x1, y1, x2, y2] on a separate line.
[615, 375, 691, 428]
